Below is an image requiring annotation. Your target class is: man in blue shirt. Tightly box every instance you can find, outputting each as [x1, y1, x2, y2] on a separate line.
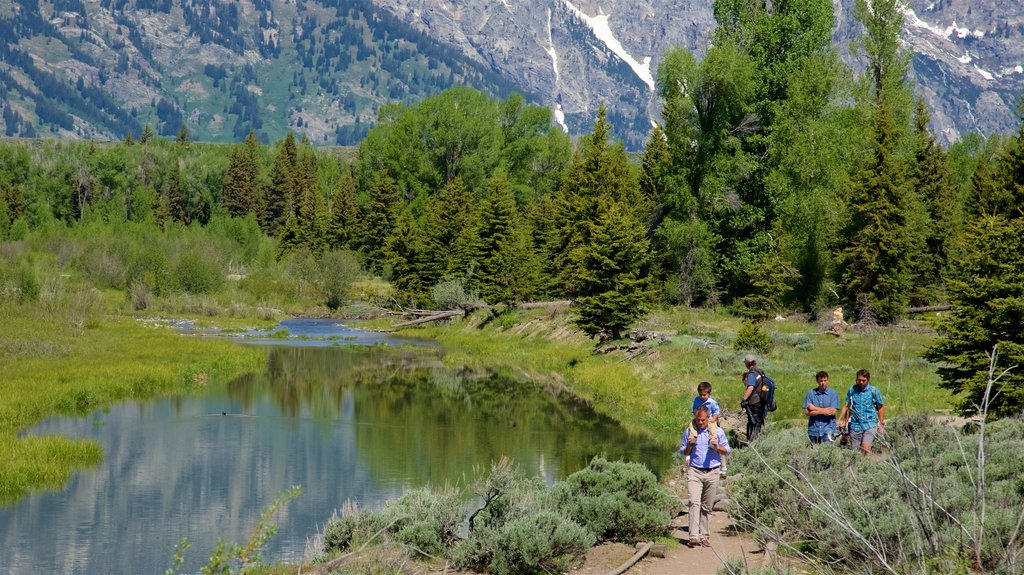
[838, 369, 885, 454]
[680, 405, 731, 548]
[803, 370, 840, 444]
[741, 354, 766, 441]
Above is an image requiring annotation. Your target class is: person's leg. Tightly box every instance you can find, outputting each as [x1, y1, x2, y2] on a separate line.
[699, 469, 719, 542]
[688, 420, 699, 441]
[859, 427, 877, 454]
[749, 406, 765, 440]
[848, 429, 864, 451]
[809, 434, 822, 445]
[686, 466, 703, 546]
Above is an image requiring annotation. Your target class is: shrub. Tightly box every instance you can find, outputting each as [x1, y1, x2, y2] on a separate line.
[319, 249, 361, 310]
[734, 320, 773, 354]
[129, 279, 151, 311]
[728, 416, 1024, 574]
[431, 278, 482, 311]
[550, 457, 678, 543]
[173, 251, 223, 294]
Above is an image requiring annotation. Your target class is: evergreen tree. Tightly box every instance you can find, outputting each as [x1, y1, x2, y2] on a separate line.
[573, 200, 651, 340]
[361, 170, 401, 274]
[734, 248, 799, 320]
[908, 98, 959, 303]
[175, 124, 191, 148]
[553, 106, 638, 296]
[838, 102, 912, 323]
[469, 174, 536, 305]
[419, 177, 476, 288]
[220, 131, 261, 218]
[382, 208, 425, 305]
[140, 124, 154, 145]
[263, 132, 298, 234]
[329, 168, 360, 250]
[639, 125, 671, 228]
[294, 150, 328, 254]
[163, 161, 188, 224]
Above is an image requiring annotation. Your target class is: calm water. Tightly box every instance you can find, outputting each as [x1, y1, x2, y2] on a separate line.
[0, 323, 672, 574]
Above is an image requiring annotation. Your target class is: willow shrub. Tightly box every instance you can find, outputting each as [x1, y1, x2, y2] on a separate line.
[321, 457, 677, 575]
[729, 415, 1024, 574]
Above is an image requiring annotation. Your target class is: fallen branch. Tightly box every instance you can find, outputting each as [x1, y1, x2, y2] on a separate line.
[906, 304, 954, 314]
[391, 310, 464, 328]
[604, 542, 653, 575]
[518, 300, 571, 309]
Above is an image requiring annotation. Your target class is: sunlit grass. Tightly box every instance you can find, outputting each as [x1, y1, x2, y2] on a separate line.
[413, 307, 951, 446]
[0, 301, 265, 505]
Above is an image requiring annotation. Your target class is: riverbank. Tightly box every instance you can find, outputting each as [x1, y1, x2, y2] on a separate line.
[408, 305, 950, 446]
[0, 302, 266, 504]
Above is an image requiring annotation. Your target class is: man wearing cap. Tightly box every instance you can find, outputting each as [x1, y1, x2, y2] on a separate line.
[680, 405, 730, 548]
[740, 354, 766, 441]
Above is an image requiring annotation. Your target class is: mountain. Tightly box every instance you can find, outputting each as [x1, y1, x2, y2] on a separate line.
[0, 0, 1020, 148]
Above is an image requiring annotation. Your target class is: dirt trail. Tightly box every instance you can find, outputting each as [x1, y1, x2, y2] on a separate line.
[570, 510, 771, 575]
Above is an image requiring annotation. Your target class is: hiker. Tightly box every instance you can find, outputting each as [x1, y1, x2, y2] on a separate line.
[681, 405, 730, 548]
[685, 382, 727, 474]
[837, 369, 885, 454]
[803, 370, 840, 445]
[740, 354, 766, 441]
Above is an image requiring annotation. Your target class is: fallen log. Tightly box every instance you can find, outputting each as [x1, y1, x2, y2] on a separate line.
[519, 300, 571, 309]
[391, 310, 463, 328]
[906, 304, 954, 314]
[605, 542, 654, 575]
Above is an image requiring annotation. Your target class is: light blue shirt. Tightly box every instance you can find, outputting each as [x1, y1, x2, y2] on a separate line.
[846, 384, 884, 433]
[691, 396, 721, 418]
[803, 386, 840, 437]
[681, 426, 731, 469]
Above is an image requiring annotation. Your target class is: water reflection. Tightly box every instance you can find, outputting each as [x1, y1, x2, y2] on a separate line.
[0, 345, 672, 575]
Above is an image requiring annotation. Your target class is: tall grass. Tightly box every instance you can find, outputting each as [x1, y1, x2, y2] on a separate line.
[413, 306, 951, 446]
[0, 295, 265, 505]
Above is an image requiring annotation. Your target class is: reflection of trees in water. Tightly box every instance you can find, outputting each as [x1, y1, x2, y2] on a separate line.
[225, 346, 671, 486]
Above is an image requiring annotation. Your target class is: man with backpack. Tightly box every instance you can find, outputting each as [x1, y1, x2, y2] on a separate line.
[740, 354, 773, 441]
[837, 369, 885, 454]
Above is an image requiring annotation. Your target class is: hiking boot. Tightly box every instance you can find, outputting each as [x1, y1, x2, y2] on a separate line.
[688, 539, 701, 548]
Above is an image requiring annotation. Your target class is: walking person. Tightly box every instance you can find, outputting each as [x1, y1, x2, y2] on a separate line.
[740, 355, 766, 441]
[680, 405, 730, 548]
[837, 369, 885, 454]
[804, 370, 840, 444]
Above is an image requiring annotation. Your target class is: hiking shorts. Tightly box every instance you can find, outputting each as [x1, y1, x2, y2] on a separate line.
[848, 428, 877, 451]
[809, 433, 834, 445]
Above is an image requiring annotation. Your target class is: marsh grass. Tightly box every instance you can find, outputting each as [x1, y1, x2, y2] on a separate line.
[414, 306, 950, 446]
[0, 300, 264, 505]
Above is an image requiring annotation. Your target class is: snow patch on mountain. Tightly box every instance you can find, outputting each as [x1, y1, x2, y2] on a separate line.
[546, 8, 561, 87]
[562, 0, 655, 91]
[903, 8, 985, 41]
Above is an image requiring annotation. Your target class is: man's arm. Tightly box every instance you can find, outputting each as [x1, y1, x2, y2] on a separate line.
[877, 405, 885, 432]
[837, 403, 849, 426]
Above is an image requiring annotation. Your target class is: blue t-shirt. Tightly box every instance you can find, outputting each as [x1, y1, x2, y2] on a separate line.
[803, 387, 840, 437]
[846, 384, 884, 432]
[691, 396, 721, 418]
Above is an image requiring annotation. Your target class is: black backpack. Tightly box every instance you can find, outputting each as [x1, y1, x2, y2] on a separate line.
[751, 368, 778, 412]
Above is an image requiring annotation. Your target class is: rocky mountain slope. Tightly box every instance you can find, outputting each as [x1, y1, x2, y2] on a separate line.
[0, 0, 1020, 148]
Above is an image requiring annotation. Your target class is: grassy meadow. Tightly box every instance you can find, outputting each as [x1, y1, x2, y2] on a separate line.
[412, 306, 951, 447]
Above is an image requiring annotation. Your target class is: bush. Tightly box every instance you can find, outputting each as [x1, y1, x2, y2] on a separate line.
[319, 250, 361, 310]
[550, 457, 678, 543]
[734, 320, 773, 355]
[173, 251, 223, 294]
[728, 416, 1024, 574]
[431, 278, 482, 311]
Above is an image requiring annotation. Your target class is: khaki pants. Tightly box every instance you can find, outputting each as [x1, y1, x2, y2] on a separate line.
[687, 466, 720, 542]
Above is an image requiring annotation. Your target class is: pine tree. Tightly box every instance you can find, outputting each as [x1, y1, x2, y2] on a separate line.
[263, 132, 298, 234]
[419, 177, 476, 288]
[220, 131, 261, 218]
[470, 174, 536, 305]
[140, 124, 154, 145]
[164, 161, 188, 224]
[838, 102, 912, 323]
[908, 98, 959, 303]
[175, 124, 191, 148]
[573, 200, 651, 340]
[734, 248, 799, 320]
[382, 209, 425, 305]
[553, 106, 639, 296]
[294, 150, 328, 254]
[361, 170, 401, 274]
[329, 169, 360, 250]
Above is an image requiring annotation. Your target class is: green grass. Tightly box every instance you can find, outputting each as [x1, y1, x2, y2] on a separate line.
[0, 301, 265, 505]
[412, 307, 952, 446]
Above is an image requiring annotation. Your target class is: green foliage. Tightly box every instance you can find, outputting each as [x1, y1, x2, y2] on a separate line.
[550, 457, 678, 543]
[430, 278, 482, 311]
[173, 250, 224, 294]
[469, 174, 538, 306]
[729, 417, 1024, 574]
[734, 320, 773, 354]
[318, 250, 361, 310]
[192, 486, 301, 574]
[734, 250, 798, 320]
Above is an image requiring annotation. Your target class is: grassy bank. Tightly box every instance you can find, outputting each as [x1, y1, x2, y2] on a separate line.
[0, 301, 265, 505]
[411, 306, 951, 446]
